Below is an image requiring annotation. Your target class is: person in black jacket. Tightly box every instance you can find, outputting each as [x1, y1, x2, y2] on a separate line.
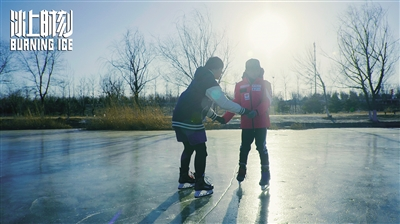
[172, 56, 256, 198]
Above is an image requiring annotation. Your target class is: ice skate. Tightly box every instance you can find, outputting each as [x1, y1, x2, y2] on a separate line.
[260, 184, 269, 191]
[236, 165, 246, 184]
[259, 165, 270, 191]
[194, 175, 213, 198]
[178, 169, 195, 190]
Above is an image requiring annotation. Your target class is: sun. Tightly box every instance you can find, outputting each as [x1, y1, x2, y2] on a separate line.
[247, 12, 289, 56]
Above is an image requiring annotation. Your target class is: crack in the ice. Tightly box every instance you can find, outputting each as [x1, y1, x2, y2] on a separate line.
[76, 212, 101, 224]
[197, 164, 238, 223]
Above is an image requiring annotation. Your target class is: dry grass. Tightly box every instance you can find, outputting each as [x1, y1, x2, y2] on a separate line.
[86, 106, 172, 130]
[0, 117, 72, 130]
[0, 106, 225, 130]
[2, 110, 397, 130]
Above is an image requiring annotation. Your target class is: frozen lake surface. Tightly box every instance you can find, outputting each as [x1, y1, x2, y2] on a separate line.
[1, 128, 399, 223]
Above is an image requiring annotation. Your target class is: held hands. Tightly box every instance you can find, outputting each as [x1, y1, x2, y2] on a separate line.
[246, 110, 257, 119]
[242, 108, 258, 119]
[215, 116, 226, 124]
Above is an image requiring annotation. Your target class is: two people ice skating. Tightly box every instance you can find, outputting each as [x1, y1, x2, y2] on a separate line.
[172, 57, 257, 198]
[221, 59, 272, 190]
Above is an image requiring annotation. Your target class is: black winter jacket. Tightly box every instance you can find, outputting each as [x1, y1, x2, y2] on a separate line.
[172, 67, 218, 130]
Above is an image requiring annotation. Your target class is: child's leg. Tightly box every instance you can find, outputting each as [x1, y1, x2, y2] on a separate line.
[236, 129, 255, 182]
[255, 128, 269, 166]
[193, 143, 213, 196]
[255, 128, 270, 186]
[193, 143, 207, 178]
[181, 141, 195, 172]
[179, 142, 196, 188]
[239, 129, 255, 166]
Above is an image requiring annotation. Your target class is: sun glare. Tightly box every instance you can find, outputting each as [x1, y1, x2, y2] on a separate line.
[247, 12, 289, 56]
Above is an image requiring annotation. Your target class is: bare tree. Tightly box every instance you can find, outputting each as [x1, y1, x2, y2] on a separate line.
[293, 43, 331, 118]
[281, 71, 289, 101]
[19, 44, 63, 116]
[88, 75, 97, 116]
[77, 77, 89, 115]
[56, 64, 74, 118]
[109, 29, 155, 107]
[100, 70, 125, 106]
[57, 77, 72, 118]
[0, 40, 16, 83]
[58, 78, 69, 99]
[158, 8, 231, 87]
[333, 3, 399, 121]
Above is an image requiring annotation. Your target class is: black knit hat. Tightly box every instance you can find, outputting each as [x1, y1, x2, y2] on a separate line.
[245, 58, 261, 70]
[205, 57, 224, 70]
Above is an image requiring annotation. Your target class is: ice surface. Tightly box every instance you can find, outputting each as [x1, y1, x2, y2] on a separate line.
[1, 128, 399, 223]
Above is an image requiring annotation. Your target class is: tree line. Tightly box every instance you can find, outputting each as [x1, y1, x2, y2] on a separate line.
[1, 89, 399, 117]
[1, 3, 399, 121]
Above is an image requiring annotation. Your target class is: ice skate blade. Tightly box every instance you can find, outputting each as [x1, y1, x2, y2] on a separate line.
[260, 184, 270, 191]
[178, 183, 195, 190]
[194, 189, 213, 198]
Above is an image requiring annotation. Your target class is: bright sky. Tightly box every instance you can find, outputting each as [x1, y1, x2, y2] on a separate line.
[1, 0, 399, 98]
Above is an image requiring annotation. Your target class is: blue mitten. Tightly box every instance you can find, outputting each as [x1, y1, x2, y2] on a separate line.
[246, 110, 257, 119]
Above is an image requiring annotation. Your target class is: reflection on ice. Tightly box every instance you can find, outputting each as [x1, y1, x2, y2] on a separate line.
[1, 128, 399, 223]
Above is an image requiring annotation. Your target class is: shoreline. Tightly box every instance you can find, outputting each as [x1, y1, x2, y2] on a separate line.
[1, 113, 399, 130]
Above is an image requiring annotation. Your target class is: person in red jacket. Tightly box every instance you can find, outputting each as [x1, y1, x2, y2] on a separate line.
[222, 58, 273, 188]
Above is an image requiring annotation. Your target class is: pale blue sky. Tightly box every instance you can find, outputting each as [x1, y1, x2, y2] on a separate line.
[1, 0, 399, 97]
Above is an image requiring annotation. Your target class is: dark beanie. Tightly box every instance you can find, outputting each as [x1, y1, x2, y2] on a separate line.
[245, 59, 261, 70]
[205, 57, 224, 70]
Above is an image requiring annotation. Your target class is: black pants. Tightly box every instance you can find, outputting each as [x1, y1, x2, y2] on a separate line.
[180, 142, 207, 178]
[239, 128, 269, 166]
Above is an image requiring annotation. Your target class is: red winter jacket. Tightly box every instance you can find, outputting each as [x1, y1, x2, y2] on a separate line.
[222, 75, 272, 129]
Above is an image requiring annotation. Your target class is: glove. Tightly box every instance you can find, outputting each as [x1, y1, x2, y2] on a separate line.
[215, 116, 226, 124]
[246, 110, 257, 119]
[242, 108, 251, 115]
